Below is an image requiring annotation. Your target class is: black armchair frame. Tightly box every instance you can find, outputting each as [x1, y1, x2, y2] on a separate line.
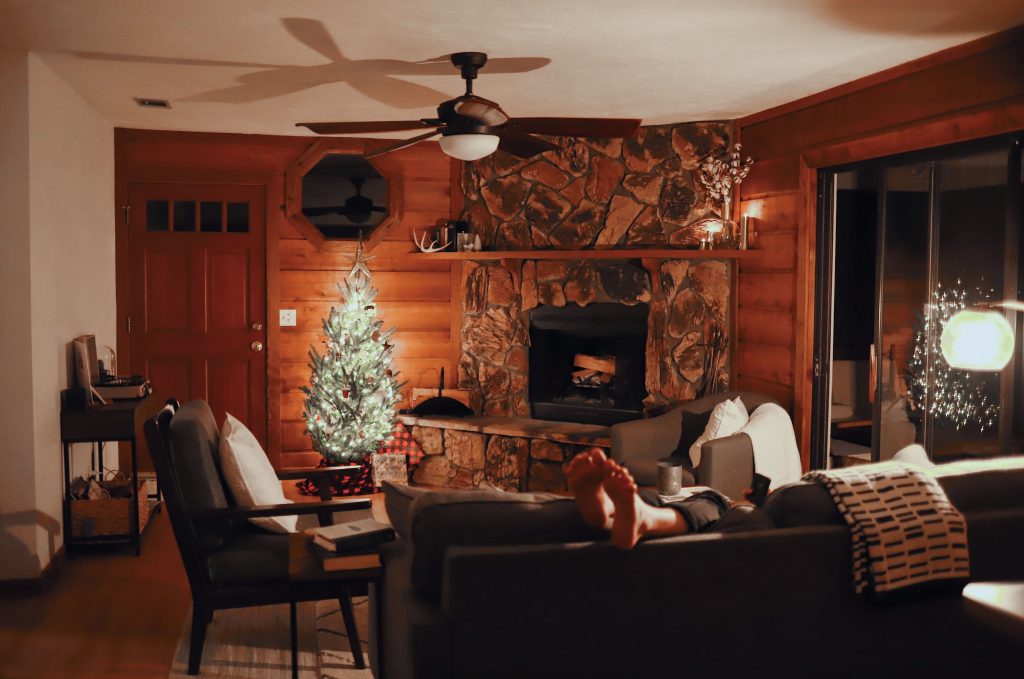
[144, 401, 373, 676]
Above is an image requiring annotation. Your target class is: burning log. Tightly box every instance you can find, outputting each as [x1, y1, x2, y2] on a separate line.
[572, 368, 614, 387]
[573, 354, 616, 375]
[572, 354, 616, 389]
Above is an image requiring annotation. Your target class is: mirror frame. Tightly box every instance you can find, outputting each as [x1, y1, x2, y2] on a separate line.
[285, 138, 405, 251]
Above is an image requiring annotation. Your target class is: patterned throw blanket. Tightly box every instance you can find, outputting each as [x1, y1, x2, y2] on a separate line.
[804, 462, 970, 595]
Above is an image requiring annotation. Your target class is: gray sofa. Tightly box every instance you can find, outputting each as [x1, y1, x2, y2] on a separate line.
[611, 390, 779, 497]
[371, 460, 1024, 679]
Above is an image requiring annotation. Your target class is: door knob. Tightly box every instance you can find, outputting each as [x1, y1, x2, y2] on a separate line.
[251, 340, 264, 352]
[251, 322, 263, 331]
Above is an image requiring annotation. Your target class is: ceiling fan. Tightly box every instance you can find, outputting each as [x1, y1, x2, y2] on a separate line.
[297, 52, 642, 161]
[302, 176, 385, 224]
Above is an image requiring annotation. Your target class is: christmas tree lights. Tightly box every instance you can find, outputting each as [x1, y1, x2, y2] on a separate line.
[302, 242, 401, 463]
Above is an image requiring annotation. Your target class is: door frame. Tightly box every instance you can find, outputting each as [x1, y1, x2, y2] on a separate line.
[809, 170, 836, 471]
[115, 151, 279, 466]
[809, 132, 1024, 466]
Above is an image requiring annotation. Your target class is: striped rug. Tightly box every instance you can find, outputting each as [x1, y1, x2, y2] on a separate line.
[169, 598, 373, 678]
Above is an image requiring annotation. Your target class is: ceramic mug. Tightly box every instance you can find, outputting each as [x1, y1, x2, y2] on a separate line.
[657, 458, 685, 496]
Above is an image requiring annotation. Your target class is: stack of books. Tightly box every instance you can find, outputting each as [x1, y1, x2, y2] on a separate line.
[308, 519, 395, 572]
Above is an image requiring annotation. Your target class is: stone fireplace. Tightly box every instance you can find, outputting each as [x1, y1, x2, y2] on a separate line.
[458, 257, 731, 417]
[407, 120, 737, 492]
[529, 302, 648, 425]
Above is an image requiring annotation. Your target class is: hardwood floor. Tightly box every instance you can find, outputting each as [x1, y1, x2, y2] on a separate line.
[0, 509, 190, 679]
[0, 484, 385, 679]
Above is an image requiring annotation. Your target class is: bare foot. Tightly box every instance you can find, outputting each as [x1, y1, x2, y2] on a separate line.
[603, 463, 645, 550]
[564, 448, 614, 529]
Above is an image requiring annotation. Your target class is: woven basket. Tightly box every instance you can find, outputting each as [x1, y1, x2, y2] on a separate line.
[70, 479, 151, 538]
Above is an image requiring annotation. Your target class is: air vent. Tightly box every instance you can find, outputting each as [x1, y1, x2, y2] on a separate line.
[134, 97, 171, 109]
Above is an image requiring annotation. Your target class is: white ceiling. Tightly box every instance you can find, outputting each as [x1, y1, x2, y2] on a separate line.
[2, 0, 1022, 137]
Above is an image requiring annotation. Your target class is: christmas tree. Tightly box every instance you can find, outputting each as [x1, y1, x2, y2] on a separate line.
[302, 242, 401, 463]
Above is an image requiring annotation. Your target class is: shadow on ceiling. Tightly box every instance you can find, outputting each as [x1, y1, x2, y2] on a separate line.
[69, 18, 551, 109]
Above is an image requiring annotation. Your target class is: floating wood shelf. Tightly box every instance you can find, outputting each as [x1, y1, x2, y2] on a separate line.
[404, 248, 755, 261]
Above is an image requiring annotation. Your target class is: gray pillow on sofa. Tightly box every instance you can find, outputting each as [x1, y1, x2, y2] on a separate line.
[762, 481, 844, 528]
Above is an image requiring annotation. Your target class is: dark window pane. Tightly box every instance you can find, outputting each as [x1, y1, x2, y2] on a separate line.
[226, 202, 248, 233]
[200, 201, 222, 232]
[173, 201, 196, 232]
[146, 200, 169, 231]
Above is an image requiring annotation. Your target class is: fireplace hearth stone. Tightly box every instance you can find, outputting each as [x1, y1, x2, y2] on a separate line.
[399, 414, 610, 492]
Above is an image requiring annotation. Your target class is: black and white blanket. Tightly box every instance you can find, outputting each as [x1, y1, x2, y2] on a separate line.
[804, 462, 970, 595]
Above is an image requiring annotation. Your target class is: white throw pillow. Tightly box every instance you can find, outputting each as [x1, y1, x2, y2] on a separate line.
[219, 412, 296, 534]
[689, 397, 749, 467]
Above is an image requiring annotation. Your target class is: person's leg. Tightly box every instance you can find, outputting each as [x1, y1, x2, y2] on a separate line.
[563, 448, 615, 530]
[603, 463, 689, 550]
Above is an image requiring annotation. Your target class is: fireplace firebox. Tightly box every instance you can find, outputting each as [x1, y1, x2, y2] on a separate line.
[529, 303, 648, 425]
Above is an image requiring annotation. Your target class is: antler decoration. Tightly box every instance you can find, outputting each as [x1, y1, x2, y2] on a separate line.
[412, 229, 450, 253]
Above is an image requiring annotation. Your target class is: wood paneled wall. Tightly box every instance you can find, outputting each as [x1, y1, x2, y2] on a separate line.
[735, 26, 1024, 469]
[115, 130, 455, 469]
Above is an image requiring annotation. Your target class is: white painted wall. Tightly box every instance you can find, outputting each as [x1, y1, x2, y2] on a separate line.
[0, 51, 115, 579]
[0, 49, 42, 580]
[27, 54, 116, 568]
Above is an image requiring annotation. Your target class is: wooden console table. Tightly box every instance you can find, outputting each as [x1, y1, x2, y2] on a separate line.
[60, 392, 162, 556]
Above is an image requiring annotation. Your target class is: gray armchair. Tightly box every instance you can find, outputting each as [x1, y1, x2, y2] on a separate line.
[143, 400, 373, 676]
[610, 391, 779, 498]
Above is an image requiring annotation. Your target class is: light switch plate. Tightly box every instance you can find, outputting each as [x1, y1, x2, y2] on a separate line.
[279, 309, 297, 327]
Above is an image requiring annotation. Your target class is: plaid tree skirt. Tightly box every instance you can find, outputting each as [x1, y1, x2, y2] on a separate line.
[296, 422, 425, 497]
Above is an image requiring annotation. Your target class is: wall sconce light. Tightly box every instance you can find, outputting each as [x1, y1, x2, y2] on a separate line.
[940, 301, 1022, 371]
[740, 215, 753, 250]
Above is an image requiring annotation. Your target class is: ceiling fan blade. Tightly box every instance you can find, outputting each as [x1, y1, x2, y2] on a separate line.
[302, 206, 348, 217]
[364, 130, 442, 159]
[497, 131, 560, 159]
[411, 55, 550, 75]
[454, 96, 509, 126]
[297, 120, 439, 134]
[503, 117, 642, 138]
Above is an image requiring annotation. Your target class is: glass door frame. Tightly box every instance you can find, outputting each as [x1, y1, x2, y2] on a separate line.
[812, 132, 1023, 469]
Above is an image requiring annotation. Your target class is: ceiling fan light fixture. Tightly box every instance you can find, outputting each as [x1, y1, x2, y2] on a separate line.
[439, 133, 500, 161]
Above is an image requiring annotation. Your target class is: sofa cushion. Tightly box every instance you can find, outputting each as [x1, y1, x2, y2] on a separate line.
[383, 481, 435, 539]
[765, 456, 1024, 528]
[673, 410, 712, 464]
[168, 400, 240, 553]
[930, 456, 1024, 514]
[206, 528, 289, 586]
[689, 397, 748, 466]
[219, 412, 296, 534]
[409, 489, 603, 603]
[762, 481, 844, 528]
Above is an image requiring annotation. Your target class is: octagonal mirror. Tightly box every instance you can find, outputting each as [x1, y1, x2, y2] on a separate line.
[303, 155, 387, 239]
[285, 139, 404, 251]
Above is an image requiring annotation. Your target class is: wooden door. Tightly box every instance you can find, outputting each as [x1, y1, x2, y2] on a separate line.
[127, 182, 267, 452]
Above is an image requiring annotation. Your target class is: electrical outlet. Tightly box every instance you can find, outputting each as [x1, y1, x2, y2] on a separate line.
[279, 309, 297, 327]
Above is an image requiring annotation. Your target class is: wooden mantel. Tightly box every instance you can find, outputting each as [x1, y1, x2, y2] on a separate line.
[405, 248, 754, 261]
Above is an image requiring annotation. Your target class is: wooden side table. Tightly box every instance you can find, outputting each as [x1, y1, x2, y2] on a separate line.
[60, 392, 161, 556]
[288, 533, 385, 678]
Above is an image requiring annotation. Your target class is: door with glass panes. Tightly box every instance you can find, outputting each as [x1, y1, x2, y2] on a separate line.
[127, 183, 267, 453]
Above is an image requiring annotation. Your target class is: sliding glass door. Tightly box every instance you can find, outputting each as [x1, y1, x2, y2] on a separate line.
[814, 135, 1023, 468]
